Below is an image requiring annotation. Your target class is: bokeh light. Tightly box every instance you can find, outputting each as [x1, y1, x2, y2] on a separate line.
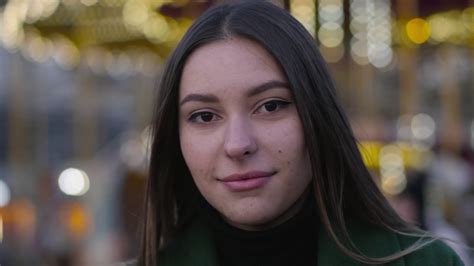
[411, 113, 436, 141]
[318, 0, 344, 63]
[123, 0, 149, 28]
[381, 174, 407, 196]
[58, 168, 90, 196]
[379, 144, 407, 195]
[0, 180, 11, 208]
[318, 22, 344, 48]
[350, 0, 392, 67]
[406, 18, 431, 44]
[120, 131, 148, 169]
[81, 0, 99, 7]
[291, 0, 316, 37]
[61, 202, 92, 241]
[51, 35, 80, 70]
[463, 7, 474, 33]
[0, 215, 3, 243]
[359, 141, 382, 169]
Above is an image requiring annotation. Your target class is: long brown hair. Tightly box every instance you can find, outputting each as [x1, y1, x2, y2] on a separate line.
[139, 1, 430, 265]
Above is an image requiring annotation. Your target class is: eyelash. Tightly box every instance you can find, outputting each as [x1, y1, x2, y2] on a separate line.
[188, 111, 218, 123]
[255, 99, 291, 114]
[187, 99, 291, 124]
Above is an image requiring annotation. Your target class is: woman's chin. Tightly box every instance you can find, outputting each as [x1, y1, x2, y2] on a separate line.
[224, 218, 275, 231]
[219, 209, 281, 231]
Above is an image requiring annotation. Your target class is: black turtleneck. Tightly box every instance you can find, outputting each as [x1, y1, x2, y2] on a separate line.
[202, 198, 319, 266]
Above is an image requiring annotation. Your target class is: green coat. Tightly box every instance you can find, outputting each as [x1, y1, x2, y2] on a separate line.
[141, 217, 464, 266]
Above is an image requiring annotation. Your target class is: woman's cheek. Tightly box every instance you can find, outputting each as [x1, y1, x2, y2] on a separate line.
[181, 131, 217, 179]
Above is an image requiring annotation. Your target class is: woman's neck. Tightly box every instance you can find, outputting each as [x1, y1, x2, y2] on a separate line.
[221, 188, 311, 231]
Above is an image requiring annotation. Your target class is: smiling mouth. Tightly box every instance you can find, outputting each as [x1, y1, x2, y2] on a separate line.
[219, 171, 275, 192]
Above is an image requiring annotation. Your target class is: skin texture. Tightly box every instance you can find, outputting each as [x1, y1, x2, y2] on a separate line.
[178, 37, 312, 231]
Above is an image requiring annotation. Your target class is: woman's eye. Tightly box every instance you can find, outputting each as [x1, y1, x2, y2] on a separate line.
[188, 111, 218, 123]
[257, 100, 290, 113]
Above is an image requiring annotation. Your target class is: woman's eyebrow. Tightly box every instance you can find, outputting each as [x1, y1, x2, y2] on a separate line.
[180, 93, 219, 106]
[247, 80, 290, 97]
[179, 80, 289, 106]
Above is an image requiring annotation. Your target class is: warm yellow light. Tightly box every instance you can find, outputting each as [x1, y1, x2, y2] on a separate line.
[380, 151, 405, 195]
[319, 4, 343, 23]
[463, 7, 474, 32]
[41, 0, 60, 19]
[24, 0, 60, 22]
[382, 174, 407, 195]
[61, 202, 92, 241]
[143, 15, 169, 43]
[318, 22, 344, 47]
[381, 167, 404, 179]
[350, 40, 369, 65]
[63, 0, 80, 7]
[10, 199, 37, 238]
[406, 18, 431, 44]
[428, 16, 451, 42]
[428, 11, 469, 45]
[25, 0, 44, 23]
[123, 0, 149, 27]
[22, 32, 53, 63]
[0, 215, 3, 243]
[162, 18, 180, 43]
[359, 141, 382, 169]
[81, 0, 98, 6]
[1, 3, 26, 50]
[51, 35, 80, 69]
[379, 144, 405, 189]
[69, 206, 88, 236]
[291, 0, 316, 37]
[100, 0, 126, 7]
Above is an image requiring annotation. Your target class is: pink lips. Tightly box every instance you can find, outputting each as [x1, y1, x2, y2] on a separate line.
[219, 171, 274, 192]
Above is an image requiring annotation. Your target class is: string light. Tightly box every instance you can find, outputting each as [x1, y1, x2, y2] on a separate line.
[350, 0, 392, 68]
[379, 144, 407, 195]
[0, 0, 473, 78]
[428, 10, 470, 45]
[318, 0, 344, 62]
[291, 0, 316, 37]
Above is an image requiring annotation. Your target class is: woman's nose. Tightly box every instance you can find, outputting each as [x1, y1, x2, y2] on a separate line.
[223, 116, 257, 160]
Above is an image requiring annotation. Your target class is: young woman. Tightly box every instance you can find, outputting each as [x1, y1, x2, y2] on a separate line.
[137, 1, 464, 265]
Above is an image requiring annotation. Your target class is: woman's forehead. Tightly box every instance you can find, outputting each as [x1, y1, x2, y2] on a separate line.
[179, 38, 287, 97]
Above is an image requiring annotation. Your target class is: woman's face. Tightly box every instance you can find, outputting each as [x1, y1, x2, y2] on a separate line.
[179, 38, 312, 230]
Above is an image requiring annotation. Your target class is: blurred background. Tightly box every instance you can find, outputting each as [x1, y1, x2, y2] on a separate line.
[0, 0, 473, 265]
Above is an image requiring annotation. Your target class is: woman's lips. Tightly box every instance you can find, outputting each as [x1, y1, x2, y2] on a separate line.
[219, 171, 275, 192]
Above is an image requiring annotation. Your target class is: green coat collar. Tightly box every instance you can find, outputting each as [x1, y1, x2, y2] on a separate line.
[158, 217, 463, 266]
